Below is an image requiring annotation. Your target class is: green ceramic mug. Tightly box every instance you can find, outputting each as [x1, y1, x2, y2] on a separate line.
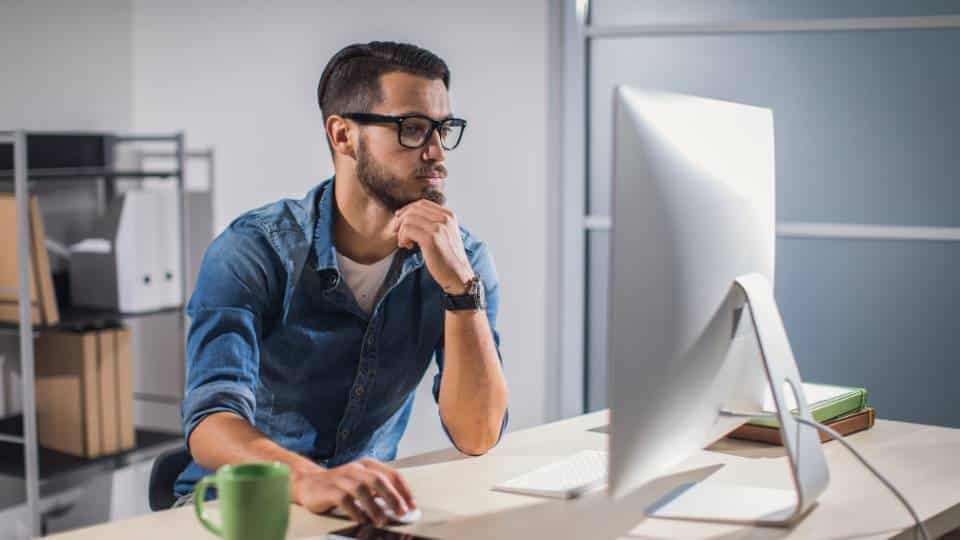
[194, 462, 290, 540]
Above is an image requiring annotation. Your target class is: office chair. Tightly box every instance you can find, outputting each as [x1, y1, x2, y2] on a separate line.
[148, 447, 192, 511]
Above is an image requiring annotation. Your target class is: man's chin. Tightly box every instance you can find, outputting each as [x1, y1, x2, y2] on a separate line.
[421, 187, 446, 206]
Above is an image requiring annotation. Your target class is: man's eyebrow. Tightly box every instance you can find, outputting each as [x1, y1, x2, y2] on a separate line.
[398, 111, 455, 120]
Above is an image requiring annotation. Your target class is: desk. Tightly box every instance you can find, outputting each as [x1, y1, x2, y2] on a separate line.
[49, 411, 960, 539]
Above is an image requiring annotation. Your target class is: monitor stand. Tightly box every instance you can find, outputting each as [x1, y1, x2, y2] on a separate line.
[645, 273, 830, 526]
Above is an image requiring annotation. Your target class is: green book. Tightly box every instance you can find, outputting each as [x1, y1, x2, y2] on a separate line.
[747, 383, 868, 429]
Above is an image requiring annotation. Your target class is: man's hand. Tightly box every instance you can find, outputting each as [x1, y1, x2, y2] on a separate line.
[292, 457, 416, 527]
[394, 200, 474, 294]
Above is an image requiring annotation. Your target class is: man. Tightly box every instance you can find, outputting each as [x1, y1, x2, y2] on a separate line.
[174, 41, 509, 526]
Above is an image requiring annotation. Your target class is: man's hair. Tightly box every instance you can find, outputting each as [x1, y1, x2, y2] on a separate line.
[318, 41, 450, 154]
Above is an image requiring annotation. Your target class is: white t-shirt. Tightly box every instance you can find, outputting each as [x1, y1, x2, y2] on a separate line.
[335, 250, 398, 315]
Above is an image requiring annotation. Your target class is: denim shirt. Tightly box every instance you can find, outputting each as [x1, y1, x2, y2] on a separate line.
[174, 178, 506, 497]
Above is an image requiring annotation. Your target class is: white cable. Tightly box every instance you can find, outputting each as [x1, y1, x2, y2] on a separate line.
[719, 410, 930, 540]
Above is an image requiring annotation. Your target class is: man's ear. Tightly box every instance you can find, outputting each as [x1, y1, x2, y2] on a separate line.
[326, 115, 356, 160]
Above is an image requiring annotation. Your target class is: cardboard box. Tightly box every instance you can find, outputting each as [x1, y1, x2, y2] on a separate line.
[29, 196, 59, 324]
[35, 330, 101, 457]
[0, 194, 60, 325]
[34, 326, 136, 457]
[0, 195, 42, 325]
[114, 327, 135, 450]
[35, 375, 84, 456]
[97, 331, 119, 455]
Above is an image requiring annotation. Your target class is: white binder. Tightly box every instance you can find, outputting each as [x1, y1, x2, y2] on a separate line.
[71, 185, 182, 313]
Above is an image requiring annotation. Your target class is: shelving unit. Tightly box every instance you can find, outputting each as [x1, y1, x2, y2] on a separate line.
[0, 169, 181, 180]
[0, 130, 200, 536]
[0, 414, 180, 499]
[0, 306, 185, 336]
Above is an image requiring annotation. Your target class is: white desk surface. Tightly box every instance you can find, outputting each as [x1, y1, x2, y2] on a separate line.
[49, 410, 960, 540]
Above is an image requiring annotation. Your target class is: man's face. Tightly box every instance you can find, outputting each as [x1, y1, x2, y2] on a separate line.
[355, 71, 451, 211]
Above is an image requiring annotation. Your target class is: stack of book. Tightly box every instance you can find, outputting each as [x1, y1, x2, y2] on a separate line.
[728, 383, 874, 445]
[0, 194, 59, 325]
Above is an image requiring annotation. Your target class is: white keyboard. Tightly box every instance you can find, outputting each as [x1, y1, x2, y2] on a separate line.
[492, 450, 608, 499]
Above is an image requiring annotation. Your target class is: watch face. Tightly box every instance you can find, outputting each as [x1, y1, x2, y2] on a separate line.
[466, 276, 481, 295]
[476, 279, 486, 306]
[443, 276, 485, 311]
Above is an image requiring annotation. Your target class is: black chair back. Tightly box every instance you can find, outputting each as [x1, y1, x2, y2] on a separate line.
[148, 447, 192, 511]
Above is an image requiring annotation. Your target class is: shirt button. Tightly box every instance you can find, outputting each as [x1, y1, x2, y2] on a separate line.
[354, 385, 365, 397]
[365, 335, 375, 347]
[339, 429, 349, 439]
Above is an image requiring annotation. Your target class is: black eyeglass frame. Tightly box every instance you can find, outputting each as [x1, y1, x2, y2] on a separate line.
[340, 112, 467, 150]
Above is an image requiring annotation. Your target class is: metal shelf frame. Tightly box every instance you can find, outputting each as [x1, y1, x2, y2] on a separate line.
[0, 306, 186, 336]
[0, 130, 191, 537]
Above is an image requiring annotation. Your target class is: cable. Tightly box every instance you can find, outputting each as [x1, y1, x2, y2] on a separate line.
[719, 410, 930, 540]
[793, 417, 930, 540]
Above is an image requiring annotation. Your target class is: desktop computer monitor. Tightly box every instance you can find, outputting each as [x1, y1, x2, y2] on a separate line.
[606, 87, 829, 525]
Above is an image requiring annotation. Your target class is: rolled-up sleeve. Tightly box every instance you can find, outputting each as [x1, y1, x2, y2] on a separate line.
[181, 222, 281, 446]
[432, 238, 509, 450]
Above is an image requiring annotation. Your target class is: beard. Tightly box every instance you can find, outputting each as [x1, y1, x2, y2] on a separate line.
[356, 134, 446, 212]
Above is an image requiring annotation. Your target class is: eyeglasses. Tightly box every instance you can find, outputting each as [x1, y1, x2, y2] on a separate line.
[341, 112, 467, 151]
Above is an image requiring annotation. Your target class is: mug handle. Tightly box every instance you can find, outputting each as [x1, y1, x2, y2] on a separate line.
[193, 475, 223, 537]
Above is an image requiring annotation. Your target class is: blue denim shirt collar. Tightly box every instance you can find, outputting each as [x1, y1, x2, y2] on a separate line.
[312, 177, 339, 276]
[312, 177, 425, 290]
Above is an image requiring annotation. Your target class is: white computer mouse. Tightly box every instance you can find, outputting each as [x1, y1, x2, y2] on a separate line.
[374, 497, 422, 524]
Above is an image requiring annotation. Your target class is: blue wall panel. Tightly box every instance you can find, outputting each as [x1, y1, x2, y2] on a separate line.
[585, 15, 960, 424]
[592, 0, 960, 27]
[776, 237, 960, 427]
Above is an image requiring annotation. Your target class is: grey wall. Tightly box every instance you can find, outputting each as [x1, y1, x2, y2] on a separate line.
[0, 1, 133, 132]
[584, 1, 960, 427]
[0, 3, 139, 535]
[0, 0, 134, 416]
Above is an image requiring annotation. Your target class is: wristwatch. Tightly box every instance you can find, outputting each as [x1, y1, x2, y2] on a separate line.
[442, 275, 486, 311]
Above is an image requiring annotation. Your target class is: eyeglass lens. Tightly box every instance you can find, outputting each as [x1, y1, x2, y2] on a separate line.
[399, 117, 464, 150]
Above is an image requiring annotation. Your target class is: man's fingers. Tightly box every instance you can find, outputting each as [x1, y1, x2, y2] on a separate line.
[396, 226, 420, 250]
[335, 476, 386, 526]
[338, 496, 368, 525]
[369, 470, 408, 515]
[395, 201, 458, 251]
[395, 198, 442, 214]
[360, 459, 417, 510]
[412, 203, 452, 222]
[397, 199, 453, 221]
[397, 219, 433, 250]
[397, 208, 448, 229]
[399, 213, 440, 236]
[296, 485, 336, 515]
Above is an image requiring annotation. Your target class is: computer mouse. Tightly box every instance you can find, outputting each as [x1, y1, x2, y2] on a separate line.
[375, 497, 423, 524]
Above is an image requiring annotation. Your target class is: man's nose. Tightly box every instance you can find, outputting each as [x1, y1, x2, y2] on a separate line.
[422, 128, 446, 162]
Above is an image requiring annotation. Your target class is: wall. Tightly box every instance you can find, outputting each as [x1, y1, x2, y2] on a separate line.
[131, 0, 550, 455]
[0, 1, 133, 132]
[0, 0, 134, 417]
[0, 3, 135, 535]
